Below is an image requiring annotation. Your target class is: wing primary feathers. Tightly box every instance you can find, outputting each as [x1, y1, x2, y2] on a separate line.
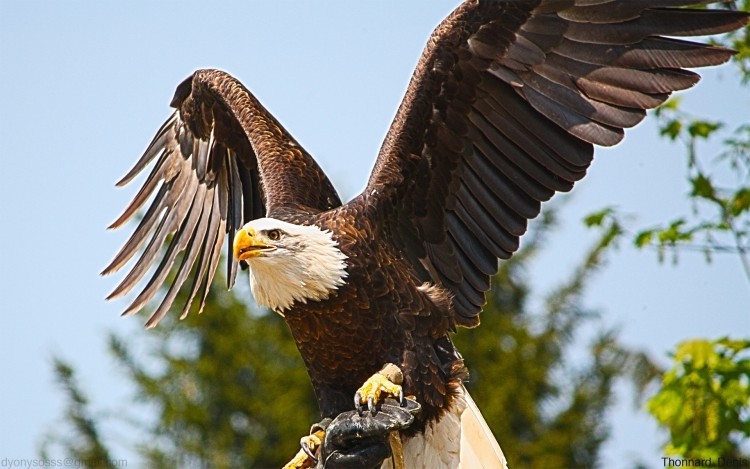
[102, 184, 168, 275]
[108, 169, 198, 301]
[108, 69, 344, 325]
[180, 150, 226, 319]
[226, 150, 243, 290]
[522, 83, 625, 146]
[558, 0, 716, 24]
[523, 66, 647, 128]
[107, 149, 170, 230]
[544, 52, 701, 94]
[193, 130, 211, 182]
[178, 188, 217, 320]
[145, 183, 213, 328]
[563, 9, 750, 45]
[115, 113, 178, 187]
[198, 161, 231, 313]
[121, 179, 205, 316]
[106, 211, 169, 300]
[555, 36, 737, 70]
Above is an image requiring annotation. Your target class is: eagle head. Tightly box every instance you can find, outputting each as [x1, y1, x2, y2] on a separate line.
[233, 218, 348, 312]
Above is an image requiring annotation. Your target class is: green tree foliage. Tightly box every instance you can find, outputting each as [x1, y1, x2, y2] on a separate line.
[648, 338, 750, 460]
[635, 96, 750, 280]
[47, 280, 320, 468]
[597, 2, 750, 281]
[112, 284, 321, 468]
[41, 360, 119, 469]
[642, 4, 750, 461]
[44, 208, 654, 468]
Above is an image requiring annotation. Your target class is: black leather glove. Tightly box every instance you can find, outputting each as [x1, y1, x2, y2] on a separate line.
[315, 398, 420, 469]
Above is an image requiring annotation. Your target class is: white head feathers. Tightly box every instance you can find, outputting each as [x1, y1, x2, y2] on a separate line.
[239, 218, 348, 312]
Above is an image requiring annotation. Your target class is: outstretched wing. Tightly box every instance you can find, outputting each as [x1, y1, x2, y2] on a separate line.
[362, 0, 747, 327]
[104, 69, 341, 328]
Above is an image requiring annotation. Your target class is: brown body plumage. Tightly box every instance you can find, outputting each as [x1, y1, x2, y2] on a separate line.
[279, 207, 465, 425]
[105, 0, 747, 441]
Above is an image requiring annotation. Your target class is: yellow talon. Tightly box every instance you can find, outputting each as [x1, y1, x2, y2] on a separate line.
[281, 429, 325, 469]
[355, 363, 405, 415]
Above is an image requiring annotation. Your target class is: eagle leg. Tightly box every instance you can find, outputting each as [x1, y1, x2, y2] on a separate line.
[281, 422, 328, 469]
[354, 363, 405, 416]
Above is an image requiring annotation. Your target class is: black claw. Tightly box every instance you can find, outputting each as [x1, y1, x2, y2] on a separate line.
[301, 438, 318, 464]
[368, 396, 376, 415]
[398, 389, 405, 407]
[354, 391, 364, 416]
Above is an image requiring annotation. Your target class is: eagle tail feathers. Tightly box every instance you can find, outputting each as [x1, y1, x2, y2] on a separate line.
[382, 385, 507, 469]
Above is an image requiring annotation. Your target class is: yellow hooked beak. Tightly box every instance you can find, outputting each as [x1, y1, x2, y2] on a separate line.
[233, 228, 273, 261]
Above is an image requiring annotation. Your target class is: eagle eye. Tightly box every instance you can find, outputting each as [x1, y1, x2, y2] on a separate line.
[266, 229, 282, 241]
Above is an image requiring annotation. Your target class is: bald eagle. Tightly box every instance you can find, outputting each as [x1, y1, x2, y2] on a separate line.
[104, 1, 747, 467]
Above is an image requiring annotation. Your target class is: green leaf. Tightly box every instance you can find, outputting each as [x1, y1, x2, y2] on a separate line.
[648, 338, 750, 460]
[635, 229, 655, 248]
[717, 337, 750, 353]
[583, 207, 614, 227]
[660, 119, 683, 140]
[689, 174, 717, 201]
[687, 120, 722, 139]
[730, 188, 750, 216]
[674, 339, 716, 368]
[657, 220, 692, 244]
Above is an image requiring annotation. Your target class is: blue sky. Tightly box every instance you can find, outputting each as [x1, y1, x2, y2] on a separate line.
[1, 2, 747, 467]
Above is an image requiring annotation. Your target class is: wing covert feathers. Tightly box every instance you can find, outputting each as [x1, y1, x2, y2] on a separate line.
[363, 0, 747, 326]
[104, 69, 341, 327]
